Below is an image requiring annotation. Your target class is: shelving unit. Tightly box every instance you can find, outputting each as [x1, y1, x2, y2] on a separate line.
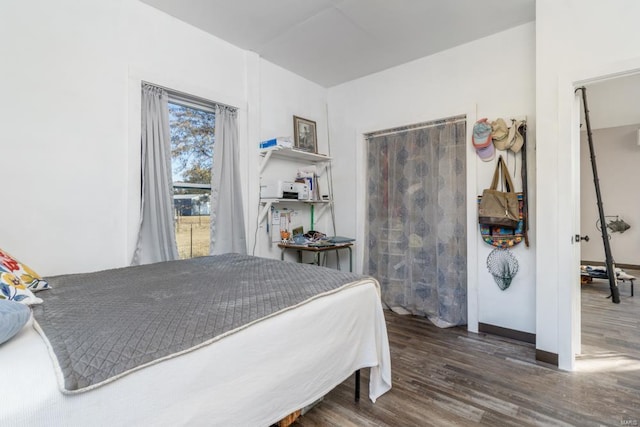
[259, 146, 331, 174]
[258, 146, 334, 232]
[258, 199, 331, 224]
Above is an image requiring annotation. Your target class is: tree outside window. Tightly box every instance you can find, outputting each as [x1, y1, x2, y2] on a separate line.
[169, 102, 215, 258]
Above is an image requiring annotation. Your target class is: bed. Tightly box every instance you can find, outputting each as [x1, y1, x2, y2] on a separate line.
[0, 253, 391, 426]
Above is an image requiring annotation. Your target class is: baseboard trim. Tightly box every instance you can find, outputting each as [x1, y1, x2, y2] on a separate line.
[478, 322, 535, 344]
[535, 349, 559, 366]
[581, 260, 640, 270]
[478, 323, 559, 366]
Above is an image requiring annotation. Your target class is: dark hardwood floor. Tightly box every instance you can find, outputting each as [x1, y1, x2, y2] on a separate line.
[296, 279, 640, 426]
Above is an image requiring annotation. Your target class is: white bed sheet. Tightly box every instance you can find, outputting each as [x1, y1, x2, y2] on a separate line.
[0, 279, 391, 426]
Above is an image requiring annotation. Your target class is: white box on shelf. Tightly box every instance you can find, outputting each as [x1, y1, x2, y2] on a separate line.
[260, 181, 282, 199]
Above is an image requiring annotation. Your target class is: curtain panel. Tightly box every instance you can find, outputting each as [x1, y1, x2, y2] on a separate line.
[210, 105, 247, 255]
[365, 117, 467, 327]
[132, 84, 179, 265]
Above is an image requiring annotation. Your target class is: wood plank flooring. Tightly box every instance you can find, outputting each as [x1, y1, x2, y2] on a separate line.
[580, 270, 639, 358]
[296, 282, 640, 426]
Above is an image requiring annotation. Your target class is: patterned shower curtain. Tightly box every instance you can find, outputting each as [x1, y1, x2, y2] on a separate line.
[365, 116, 467, 327]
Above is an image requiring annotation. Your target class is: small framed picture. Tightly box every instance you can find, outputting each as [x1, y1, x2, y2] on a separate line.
[293, 116, 317, 153]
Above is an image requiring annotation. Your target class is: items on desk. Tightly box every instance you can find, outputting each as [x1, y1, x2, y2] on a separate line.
[327, 236, 356, 243]
[284, 230, 329, 246]
[291, 226, 306, 245]
[304, 230, 326, 242]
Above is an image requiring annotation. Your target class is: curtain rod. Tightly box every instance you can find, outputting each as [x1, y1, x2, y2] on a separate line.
[365, 114, 466, 139]
[142, 81, 237, 111]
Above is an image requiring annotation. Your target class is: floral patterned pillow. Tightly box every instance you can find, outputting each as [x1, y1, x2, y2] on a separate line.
[0, 270, 42, 305]
[0, 248, 50, 292]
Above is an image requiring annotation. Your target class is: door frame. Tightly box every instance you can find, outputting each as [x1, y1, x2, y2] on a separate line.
[355, 108, 477, 331]
[558, 57, 640, 370]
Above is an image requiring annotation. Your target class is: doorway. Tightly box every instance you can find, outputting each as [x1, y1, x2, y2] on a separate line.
[576, 74, 640, 369]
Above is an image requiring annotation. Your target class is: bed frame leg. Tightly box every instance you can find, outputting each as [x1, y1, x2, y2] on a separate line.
[354, 369, 360, 402]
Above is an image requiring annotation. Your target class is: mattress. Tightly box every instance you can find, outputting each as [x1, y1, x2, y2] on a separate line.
[31, 254, 368, 393]
[0, 278, 391, 426]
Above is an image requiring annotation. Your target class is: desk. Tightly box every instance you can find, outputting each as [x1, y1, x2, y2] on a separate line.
[278, 242, 353, 272]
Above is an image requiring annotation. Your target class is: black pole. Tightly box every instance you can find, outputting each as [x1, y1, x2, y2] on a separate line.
[520, 122, 529, 247]
[576, 86, 620, 303]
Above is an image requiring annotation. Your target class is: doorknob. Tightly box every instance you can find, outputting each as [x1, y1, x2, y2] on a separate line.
[575, 234, 590, 243]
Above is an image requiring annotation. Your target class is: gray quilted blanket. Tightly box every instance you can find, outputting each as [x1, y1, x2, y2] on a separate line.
[32, 254, 365, 394]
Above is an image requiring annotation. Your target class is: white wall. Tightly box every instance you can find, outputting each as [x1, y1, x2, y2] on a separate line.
[536, 0, 640, 368]
[0, 0, 328, 275]
[328, 23, 536, 333]
[1, 0, 128, 275]
[582, 74, 640, 130]
[125, 0, 250, 266]
[579, 125, 640, 265]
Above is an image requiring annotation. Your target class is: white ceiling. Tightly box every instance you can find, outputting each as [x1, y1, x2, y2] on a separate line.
[140, 0, 535, 87]
[137, 1, 639, 128]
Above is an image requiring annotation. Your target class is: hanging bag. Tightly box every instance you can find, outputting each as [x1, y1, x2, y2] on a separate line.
[478, 194, 524, 248]
[478, 155, 519, 229]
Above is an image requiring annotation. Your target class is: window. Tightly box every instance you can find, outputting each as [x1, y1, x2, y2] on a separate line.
[168, 97, 215, 259]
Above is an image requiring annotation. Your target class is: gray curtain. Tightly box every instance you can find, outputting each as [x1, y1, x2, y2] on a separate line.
[210, 105, 247, 254]
[132, 84, 179, 265]
[365, 116, 467, 327]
